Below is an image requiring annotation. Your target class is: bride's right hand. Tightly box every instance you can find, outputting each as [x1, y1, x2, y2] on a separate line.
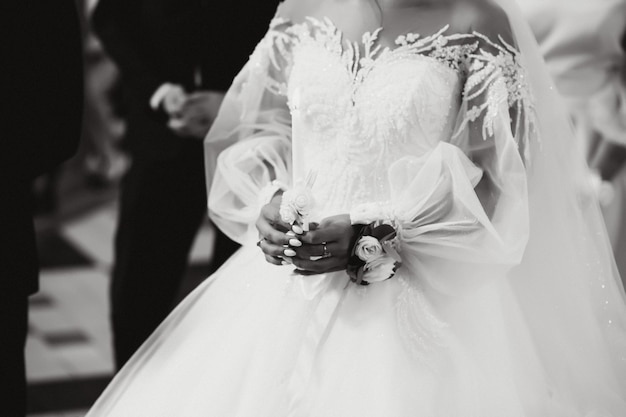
[255, 193, 296, 265]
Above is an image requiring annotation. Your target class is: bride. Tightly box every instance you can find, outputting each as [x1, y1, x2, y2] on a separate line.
[87, 0, 626, 415]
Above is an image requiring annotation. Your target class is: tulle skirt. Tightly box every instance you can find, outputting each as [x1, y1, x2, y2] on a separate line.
[86, 244, 626, 417]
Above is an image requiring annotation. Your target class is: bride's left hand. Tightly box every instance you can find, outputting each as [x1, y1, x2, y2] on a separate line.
[288, 214, 356, 274]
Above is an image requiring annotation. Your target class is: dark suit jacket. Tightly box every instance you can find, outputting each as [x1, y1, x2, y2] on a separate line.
[0, 0, 83, 295]
[92, 0, 278, 161]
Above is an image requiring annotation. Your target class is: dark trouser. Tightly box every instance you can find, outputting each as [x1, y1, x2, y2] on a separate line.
[111, 144, 238, 369]
[0, 294, 29, 417]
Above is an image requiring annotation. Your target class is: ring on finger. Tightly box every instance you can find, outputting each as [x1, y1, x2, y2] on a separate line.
[309, 242, 332, 261]
[321, 242, 332, 258]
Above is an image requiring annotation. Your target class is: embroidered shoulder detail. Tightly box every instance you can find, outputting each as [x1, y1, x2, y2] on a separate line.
[454, 32, 537, 161]
[248, 17, 296, 97]
[252, 16, 536, 160]
[289, 17, 368, 83]
[394, 26, 478, 72]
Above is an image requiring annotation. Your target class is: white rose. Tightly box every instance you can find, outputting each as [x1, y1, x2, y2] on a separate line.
[279, 204, 297, 224]
[363, 255, 397, 283]
[290, 186, 315, 216]
[355, 236, 384, 262]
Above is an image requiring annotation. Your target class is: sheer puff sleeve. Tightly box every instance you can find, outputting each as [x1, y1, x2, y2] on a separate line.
[205, 13, 295, 245]
[350, 25, 537, 295]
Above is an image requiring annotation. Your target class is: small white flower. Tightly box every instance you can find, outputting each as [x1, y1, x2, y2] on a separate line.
[279, 204, 297, 224]
[280, 178, 316, 226]
[355, 236, 384, 263]
[406, 33, 419, 43]
[290, 187, 314, 216]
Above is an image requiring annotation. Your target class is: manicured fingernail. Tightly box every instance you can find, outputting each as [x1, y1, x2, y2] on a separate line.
[292, 225, 303, 235]
[309, 255, 323, 261]
[286, 231, 296, 237]
[282, 257, 293, 264]
[289, 238, 302, 247]
[284, 248, 297, 257]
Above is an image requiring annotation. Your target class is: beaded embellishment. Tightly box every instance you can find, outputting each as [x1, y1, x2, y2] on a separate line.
[253, 16, 537, 158]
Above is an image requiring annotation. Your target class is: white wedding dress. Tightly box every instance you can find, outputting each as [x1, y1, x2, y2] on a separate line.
[86, 2, 626, 416]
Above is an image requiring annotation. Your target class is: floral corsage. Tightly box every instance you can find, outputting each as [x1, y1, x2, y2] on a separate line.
[279, 171, 317, 231]
[347, 221, 402, 285]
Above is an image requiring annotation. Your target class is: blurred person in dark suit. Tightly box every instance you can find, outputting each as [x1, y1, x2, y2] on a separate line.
[92, 0, 279, 369]
[0, 1, 83, 415]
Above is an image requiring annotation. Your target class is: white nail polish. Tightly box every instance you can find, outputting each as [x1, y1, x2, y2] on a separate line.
[289, 238, 302, 247]
[286, 231, 296, 237]
[284, 248, 297, 257]
[292, 225, 304, 235]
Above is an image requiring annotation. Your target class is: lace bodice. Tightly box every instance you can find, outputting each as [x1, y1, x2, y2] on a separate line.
[253, 16, 534, 217]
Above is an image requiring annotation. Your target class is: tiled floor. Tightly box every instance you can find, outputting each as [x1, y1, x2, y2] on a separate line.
[27, 165, 216, 416]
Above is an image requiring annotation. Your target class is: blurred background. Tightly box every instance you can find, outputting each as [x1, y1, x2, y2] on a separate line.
[25, 1, 217, 415]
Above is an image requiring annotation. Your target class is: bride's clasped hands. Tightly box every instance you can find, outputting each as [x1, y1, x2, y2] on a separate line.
[256, 193, 356, 275]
